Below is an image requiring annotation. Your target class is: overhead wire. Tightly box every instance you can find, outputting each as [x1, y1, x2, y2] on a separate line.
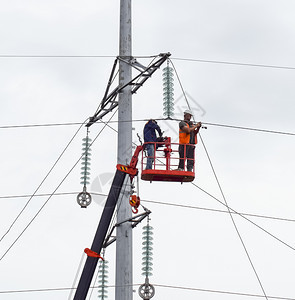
[0, 118, 88, 244]
[0, 63, 294, 260]
[171, 57, 295, 71]
[1, 120, 295, 138]
[153, 284, 295, 300]
[192, 181, 295, 252]
[0, 54, 158, 59]
[1, 191, 295, 223]
[2, 53, 295, 296]
[0, 283, 294, 300]
[199, 133, 269, 299]
[5, 114, 290, 253]
[0, 111, 118, 262]
[80, 111, 130, 299]
[62, 109, 119, 300]
[1, 53, 295, 70]
[201, 122, 295, 137]
[171, 59, 269, 299]
[88, 124, 295, 282]
[140, 198, 295, 223]
[0, 122, 85, 129]
[0, 55, 117, 58]
[97, 120, 295, 252]
[169, 59, 295, 249]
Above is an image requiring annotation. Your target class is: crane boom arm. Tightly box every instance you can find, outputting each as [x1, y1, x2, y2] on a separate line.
[73, 146, 143, 300]
[73, 169, 126, 300]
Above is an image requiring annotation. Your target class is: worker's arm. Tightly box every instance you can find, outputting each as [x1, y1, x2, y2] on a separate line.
[194, 122, 202, 134]
[180, 122, 200, 133]
[156, 126, 162, 137]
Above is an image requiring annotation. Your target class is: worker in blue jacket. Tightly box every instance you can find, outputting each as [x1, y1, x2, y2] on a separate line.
[143, 119, 163, 169]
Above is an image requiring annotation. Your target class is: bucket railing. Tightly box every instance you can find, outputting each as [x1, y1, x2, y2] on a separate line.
[141, 138, 195, 172]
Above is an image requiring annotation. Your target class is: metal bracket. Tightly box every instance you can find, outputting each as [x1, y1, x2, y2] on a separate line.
[102, 207, 151, 248]
[118, 57, 149, 73]
[86, 53, 171, 126]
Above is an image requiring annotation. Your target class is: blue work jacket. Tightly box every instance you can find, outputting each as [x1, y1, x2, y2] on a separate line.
[144, 121, 162, 143]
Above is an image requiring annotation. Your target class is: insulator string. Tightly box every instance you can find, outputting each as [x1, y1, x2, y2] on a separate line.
[141, 218, 154, 278]
[97, 252, 109, 300]
[162, 60, 175, 119]
[80, 128, 92, 188]
[77, 127, 93, 207]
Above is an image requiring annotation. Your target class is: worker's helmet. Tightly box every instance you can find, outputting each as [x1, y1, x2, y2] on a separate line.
[184, 109, 193, 116]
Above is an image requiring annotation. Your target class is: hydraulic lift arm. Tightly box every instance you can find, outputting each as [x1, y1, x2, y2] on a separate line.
[73, 146, 142, 300]
[73, 169, 126, 300]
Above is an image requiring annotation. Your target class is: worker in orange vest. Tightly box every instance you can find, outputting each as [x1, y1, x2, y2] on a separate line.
[176, 110, 201, 172]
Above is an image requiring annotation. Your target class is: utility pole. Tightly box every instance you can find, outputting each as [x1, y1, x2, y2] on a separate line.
[116, 1, 133, 300]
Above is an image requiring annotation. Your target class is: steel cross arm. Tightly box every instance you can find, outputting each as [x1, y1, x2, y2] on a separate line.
[86, 52, 171, 127]
[118, 56, 150, 73]
[102, 209, 151, 248]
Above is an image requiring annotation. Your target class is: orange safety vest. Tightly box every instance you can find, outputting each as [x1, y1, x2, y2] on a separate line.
[179, 122, 197, 144]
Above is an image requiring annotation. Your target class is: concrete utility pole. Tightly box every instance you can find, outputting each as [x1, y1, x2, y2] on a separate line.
[116, 1, 133, 300]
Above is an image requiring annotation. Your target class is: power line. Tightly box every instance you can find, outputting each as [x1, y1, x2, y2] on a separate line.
[2, 192, 295, 224]
[0, 122, 85, 129]
[192, 181, 295, 252]
[2, 119, 295, 138]
[0, 284, 294, 300]
[172, 60, 268, 298]
[140, 199, 295, 223]
[0, 55, 116, 58]
[0, 54, 157, 59]
[0, 112, 117, 262]
[1, 54, 295, 71]
[153, 284, 295, 300]
[172, 57, 295, 71]
[202, 122, 295, 137]
[0, 119, 88, 243]
[0, 191, 82, 199]
[87, 119, 295, 260]
[95, 119, 295, 253]
[164, 61, 295, 255]
[1, 110, 294, 292]
[199, 133, 268, 299]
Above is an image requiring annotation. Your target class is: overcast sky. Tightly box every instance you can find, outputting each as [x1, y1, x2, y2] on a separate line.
[1, 1, 295, 300]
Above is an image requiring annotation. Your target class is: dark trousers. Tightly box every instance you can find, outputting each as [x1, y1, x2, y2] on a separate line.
[145, 143, 155, 169]
[178, 144, 195, 171]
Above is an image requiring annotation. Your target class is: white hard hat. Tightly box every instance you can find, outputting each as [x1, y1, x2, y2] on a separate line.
[184, 109, 193, 116]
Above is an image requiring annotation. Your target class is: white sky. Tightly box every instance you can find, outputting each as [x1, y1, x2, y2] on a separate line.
[1, 0, 295, 299]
